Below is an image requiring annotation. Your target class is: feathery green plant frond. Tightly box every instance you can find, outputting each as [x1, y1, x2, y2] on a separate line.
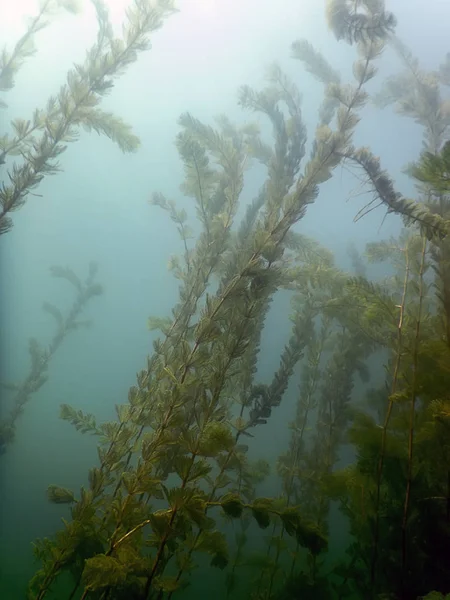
[78, 107, 140, 153]
[0, 0, 178, 235]
[291, 39, 340, 86]
[341, 145, 450, 240]
[0, 0, 81, 103]
[59, 404, 99, 435]
[47, 484, 77, 504]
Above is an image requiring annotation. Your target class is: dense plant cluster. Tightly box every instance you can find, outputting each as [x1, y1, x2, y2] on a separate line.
[1, 1, 450, 599]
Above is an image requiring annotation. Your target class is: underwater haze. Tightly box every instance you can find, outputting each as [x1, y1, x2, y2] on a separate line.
[1, 1, 450, 599]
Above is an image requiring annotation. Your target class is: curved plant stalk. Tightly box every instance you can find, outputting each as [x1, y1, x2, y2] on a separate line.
[339, 146, 450, 241]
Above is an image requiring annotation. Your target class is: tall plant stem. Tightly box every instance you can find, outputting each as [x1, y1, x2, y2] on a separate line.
[370, 245, 411, 587]
[401, 237, 427, 583]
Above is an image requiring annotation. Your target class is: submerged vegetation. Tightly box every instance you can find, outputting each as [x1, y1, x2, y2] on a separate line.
[2, 0, 450, 599]
[0, 262, 103, 455]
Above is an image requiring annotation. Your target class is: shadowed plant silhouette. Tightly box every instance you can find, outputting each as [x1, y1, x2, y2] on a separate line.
[0, 262, 103, 456]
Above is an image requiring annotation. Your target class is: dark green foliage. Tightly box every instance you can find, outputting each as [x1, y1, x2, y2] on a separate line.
[342, 146, 449, 240]
[210, 551, 229, 570]
[280, 509, 328, 556]
[251, 498, 272, 529]
[324, 233, 450, 598]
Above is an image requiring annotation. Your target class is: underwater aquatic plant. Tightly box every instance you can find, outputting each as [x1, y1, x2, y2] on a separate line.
[0, 0, 178, 235]
[330, 25, 450, 595]
[0, 262, 103, 456]
[25, 4, 394, 598]
[324, 231, 450, 598]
